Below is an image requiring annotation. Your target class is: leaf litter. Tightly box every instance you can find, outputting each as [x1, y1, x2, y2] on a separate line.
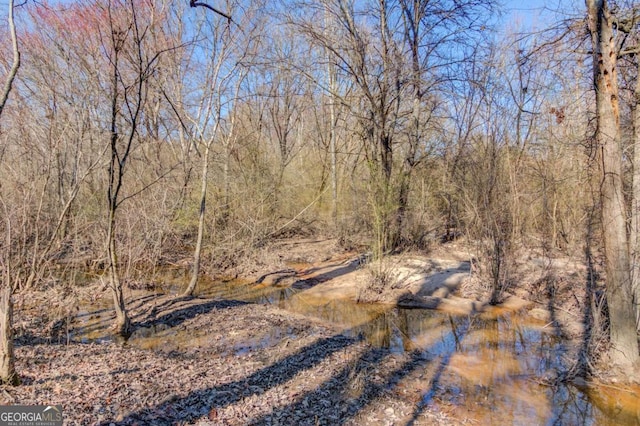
[4, 295, 456, 425]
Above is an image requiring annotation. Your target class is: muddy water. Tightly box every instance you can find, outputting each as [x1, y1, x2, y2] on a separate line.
[73, 271, 640, 425]
[280, 293, 639, 425]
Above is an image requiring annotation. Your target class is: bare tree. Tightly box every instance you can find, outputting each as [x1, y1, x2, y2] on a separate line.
[290, 0, 494, 256]
[266, 60, 306, 210]
[0, 0, 19, 117]
[393, 0, 493, 248]
[103, 0, 167, 335]
[182, 0, 260, 296]
[632, 45, 640, 332]
[586, 0, 639, 368]
[292, 0, 402, 256]
[0, 0, 21, 386]
[614, 4, 640, 332]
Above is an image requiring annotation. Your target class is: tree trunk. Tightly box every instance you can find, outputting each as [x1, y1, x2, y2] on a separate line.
[392, 169, 410, 249]
[0, 0, 20, 117]
[329, 65, 338, 226]
[631, 58, 640, 332]
[221, 80, 243, 228]
[391, 0, 425, 250]
[0, 284, 18, 385]
[107, 207, 130, 336]
[222, 142, 231, 227]
[325, 6, 338, 225]
[391, 92, 420, 250]
[0, 0, 20, 386]
[587, 0, 639, 367]
[105, 33, 131, 338]
[184, 140, 211, 297]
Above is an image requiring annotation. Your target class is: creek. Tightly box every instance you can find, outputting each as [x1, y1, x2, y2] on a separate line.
[73, 268, 640, 425]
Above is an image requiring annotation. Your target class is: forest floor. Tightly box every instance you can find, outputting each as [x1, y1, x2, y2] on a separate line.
[3, 237, 637, 425]
[7, 302, 462, 425]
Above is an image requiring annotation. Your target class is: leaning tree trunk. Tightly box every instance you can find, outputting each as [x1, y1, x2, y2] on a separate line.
[0, 0, 20, 117]
[184, 139, 213, 297]
[587, 0, 639, 367]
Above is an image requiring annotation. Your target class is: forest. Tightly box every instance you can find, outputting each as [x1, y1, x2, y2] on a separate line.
[1, 0, 640, 424]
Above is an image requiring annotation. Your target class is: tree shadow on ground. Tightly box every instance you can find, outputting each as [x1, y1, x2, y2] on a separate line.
[56, 294, 160, 343]
[99, 295, 583, 424]
[415, 269, 469, 296]
[255, 269, 297, 286]
[396, 263, 469, 310]
[292, 257, 363, 290]
[102, 332, 361, 425]
[78, 259, 579, 425]
[103, 307, 471, 425]
[135, 298, 248, 329]
[404, 315, 468, 425]
[252, 316, 472, 425]
[57, 295, 248, 345]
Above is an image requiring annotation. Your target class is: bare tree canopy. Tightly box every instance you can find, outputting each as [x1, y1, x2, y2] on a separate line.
[2, 0, 640, 418]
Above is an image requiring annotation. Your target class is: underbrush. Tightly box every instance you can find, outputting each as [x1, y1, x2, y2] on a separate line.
[357, 264, 396, 303]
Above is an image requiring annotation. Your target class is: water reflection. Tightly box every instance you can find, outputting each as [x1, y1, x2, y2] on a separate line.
[265, 289, 640, 425]
[72, 273, 640, 425]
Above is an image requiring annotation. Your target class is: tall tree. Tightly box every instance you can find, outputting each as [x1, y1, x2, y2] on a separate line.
[0, 0, 21, 386]
[324, 3, 339, 224]
[182, 0, 261, 296]
[586, 0, 639, 368]
[103, 0, 168, 335]
[393, 0, 492, 248]
[291, 0, 494, 255]
[615, 4, 640, 332]
[293, 0, 404, 256]
[632, 41, 640, 332]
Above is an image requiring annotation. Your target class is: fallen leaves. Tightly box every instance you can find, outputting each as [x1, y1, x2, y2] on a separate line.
[5, 296, 456, 425]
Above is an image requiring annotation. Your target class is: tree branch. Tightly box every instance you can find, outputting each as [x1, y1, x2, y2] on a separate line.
[0, 0, 21, 118]
[189, 0, 233, 24]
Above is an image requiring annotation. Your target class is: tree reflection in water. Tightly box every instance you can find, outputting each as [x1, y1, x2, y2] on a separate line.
[74, 274, 640, 425]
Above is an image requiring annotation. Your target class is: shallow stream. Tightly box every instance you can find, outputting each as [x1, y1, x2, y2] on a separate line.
[74, 269, 640, 425]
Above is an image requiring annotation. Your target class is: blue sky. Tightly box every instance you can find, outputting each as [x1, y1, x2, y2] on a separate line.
[0, 0, 581, 29]
[502, 0, 580, 32]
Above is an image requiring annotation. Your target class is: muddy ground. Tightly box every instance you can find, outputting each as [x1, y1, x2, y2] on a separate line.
[3, 238, 639, 425]
[7, 300, 459, 425]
